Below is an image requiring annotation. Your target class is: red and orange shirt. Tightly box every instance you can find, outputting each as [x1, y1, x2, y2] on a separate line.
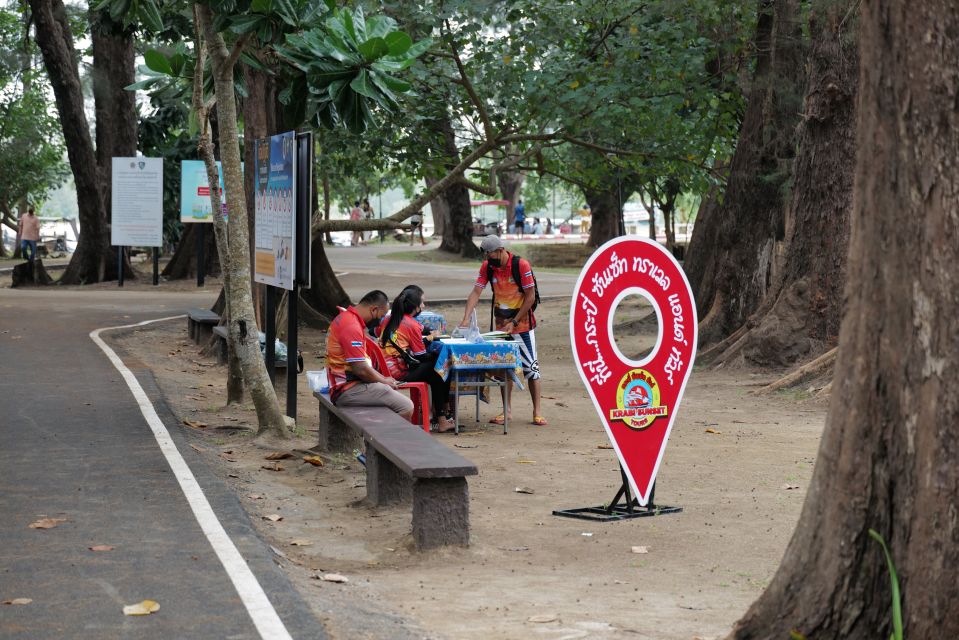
[475, 253, 536, 334]
[325, 306, 370, 396]
[382, 314, 427, 378]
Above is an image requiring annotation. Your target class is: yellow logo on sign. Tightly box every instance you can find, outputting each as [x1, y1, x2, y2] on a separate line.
[609, 369, 667, 430]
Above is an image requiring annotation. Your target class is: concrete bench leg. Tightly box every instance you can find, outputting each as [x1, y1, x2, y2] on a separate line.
[196, 324, 214, 345]
[317, 403, 357, 453]
[215, 337, 228, 364]
[412, 477, 470, 549]
[366, 443, 412, 506]
[187, 318, 196, 341]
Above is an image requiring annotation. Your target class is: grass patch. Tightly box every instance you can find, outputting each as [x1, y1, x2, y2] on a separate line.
[382, 243, 593, 275]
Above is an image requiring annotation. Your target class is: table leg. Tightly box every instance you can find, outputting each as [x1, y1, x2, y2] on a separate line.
[475, 376, 480, 422]
[503, 376, 509, 435]
[453, 370, 460, 435]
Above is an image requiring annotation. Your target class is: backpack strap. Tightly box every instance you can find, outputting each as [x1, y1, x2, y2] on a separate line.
[511, 255, 533, 328]
[487, 260, 495, 331]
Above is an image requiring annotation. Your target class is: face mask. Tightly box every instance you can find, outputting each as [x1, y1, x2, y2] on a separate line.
[366, 314, 381, 332]
[487, 256, 501, 268]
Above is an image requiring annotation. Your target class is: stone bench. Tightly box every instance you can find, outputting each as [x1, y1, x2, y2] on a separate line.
[314, 390, 478, 549]
[187, 308, 220, 344]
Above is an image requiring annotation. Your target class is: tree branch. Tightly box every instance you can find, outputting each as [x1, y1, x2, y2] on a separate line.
[225, 32, 253, 71]
[444, 20, 495, 142]
[457, 176, 498, 196]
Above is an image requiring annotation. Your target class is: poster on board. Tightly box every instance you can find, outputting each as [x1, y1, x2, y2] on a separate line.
[111, 157, 163, 246]
[179, 159, 244, 223]
[253, 131, 296, 290]
[569, 237, 697, 506]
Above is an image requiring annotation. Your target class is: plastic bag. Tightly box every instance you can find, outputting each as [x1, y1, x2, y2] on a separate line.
[464, 309, 484, 343]
[258, 331, 288, 361]
[306, 369, 329, 394]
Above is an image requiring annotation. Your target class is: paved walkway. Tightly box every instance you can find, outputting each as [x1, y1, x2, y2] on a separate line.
[0, 289, 320, 639]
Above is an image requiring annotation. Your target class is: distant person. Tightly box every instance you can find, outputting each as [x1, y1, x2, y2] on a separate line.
[409, 210, 427, 246]
[362, 198, 374, 243]
[532, 218, 544, 236]
[326, 290, 414, 418]
[380, 287, 454, 432]
[459, 235, 546, 426]
[350, 200, 363, 246]
[545, 218, 553, 235]
[18, 207, 40, 262]
[513, 199, 526, 238]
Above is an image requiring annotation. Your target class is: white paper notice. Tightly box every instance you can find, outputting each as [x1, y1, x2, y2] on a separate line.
[111, 157, 163, 246]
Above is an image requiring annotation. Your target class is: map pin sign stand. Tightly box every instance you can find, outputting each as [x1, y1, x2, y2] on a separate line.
[554, 237, 697, 521]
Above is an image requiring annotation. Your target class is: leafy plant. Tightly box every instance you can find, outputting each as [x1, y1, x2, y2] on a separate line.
[868, 528, 904, 640]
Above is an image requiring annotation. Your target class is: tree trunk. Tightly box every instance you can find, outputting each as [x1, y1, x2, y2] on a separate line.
[425, 175, 449, 239]
[300, 233, 350, 323]
[496, 163, 525, 227]
[160, 223, 221, 279]
[683, 0, 804, 347]
[198, 5, 290, 438]
[713, 3, 857, 368]
[30, 0, 109, 284]
[90, 9, 135, 281]
[321, 171, 333, 245]
[732, 2, 959, 637]
[434, 115, 481, 258]
[583, 183, 621, 247]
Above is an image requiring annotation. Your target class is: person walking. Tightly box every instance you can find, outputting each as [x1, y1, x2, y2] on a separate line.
[458, 235, 546, 426]
[362, 198, 374, 243]
[350, 200, 363, 246]
[409, 210, 427, 245]
[18, 207, 40, 262]
[513, 199, 526, 238]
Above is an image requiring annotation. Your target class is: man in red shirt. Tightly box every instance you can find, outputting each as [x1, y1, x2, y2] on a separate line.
[459, 235, 546, 426]
[326, 290, 414, 418]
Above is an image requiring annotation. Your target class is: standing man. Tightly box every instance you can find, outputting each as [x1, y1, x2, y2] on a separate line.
[513, 199, 526, 238]
[350, 200, 363, 246]
[18, 207, 40, 262]
[408, 210, 427, 246]
[326, 290, 414, 419]
[459, 236, 546, 426]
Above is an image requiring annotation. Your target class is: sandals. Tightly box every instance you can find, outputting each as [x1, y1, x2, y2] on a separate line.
[532, 416, 549, 426]
[488, 414, 507, 425]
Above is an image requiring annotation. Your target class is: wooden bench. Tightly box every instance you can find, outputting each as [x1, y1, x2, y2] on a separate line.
[187, 308, 221, 344]
[211, 326, 288, 381]
[314, 390, 478, 549]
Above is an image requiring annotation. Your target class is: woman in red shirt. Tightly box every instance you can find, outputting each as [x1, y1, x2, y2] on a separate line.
[380, 289, 454, 432]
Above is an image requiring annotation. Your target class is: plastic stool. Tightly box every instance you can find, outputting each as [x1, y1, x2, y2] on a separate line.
[398, 382, 431, 432]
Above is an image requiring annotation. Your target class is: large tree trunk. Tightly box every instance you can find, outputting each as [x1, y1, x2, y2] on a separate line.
[160, 223, 221, 279]
[434, 115, 480, 258]
[198, 5, 290, 439]
[583, 182, 621, 247]
[90, 9, 135, 281]
[732, 2, 959, 637]
[30, 0, 109, 284]
[683, 0, 804, 347]
[300, 234, 350, 323]
[496, 163, 525, 227]
[708, 4, 857, 368]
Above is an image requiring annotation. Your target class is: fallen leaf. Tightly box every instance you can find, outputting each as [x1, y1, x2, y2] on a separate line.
[516, 459, 536, 464]
[782, 484, 800, 490]
[290, 539, 313, 547]
[302, 455, 324, 467]
[189, 444, 202, 453]
[528, 614, 557, 623]
[29, 517, 67, 529]
[500, 546, 530, 552]
[123, 600, 160, 616]
[220, 454, 237, 462]
[321, 573, 348, 583]
[705, 428, 722, 435]
[265, 452, 293, 461]
[247, 494, 265, 500]
[262, 514, 283, 522]
[631, 546, 649, 554]
[454, 443, 477, 449]
[261, 463, 284, 472]
[89, 545, 115, 552]
[514, 486, 535, 494]
[2, 598, 32, 605]
[183, 419, 208, 429]
[597, 444, 613, 449]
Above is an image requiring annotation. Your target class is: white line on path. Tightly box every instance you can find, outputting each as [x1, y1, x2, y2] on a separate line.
[90, 316, 294, 640]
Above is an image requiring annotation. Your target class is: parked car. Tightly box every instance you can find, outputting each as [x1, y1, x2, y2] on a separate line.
[471, 218, 501, 236]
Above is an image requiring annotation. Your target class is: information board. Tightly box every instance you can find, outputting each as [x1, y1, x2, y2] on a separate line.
[180, 159, 229, 223]
[570, 237, 697, 506]
[111, 157, 163, 246]
[253, 131, 296, 290]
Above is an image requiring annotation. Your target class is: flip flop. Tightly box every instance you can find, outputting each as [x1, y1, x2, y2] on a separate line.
[532, 416, 549, 426]
[488, 414, 507, 425]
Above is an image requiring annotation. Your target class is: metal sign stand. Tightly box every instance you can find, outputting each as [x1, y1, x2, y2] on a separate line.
[265, 285, 276, 388]
[553, 466, 682, 522]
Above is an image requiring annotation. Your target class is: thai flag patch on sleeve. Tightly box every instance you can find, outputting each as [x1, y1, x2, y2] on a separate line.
[350, 341, 363, 347]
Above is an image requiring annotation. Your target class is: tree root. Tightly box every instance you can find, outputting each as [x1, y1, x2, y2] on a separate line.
[756, 347, 837, 394]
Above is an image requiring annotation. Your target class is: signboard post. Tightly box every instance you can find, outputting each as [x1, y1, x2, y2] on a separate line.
[554, 237, 697, 521]
[180, 159, 232, 287]
[111, 157, 163, 287]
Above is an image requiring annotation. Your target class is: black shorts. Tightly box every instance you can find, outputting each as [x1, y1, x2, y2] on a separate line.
[514, 220, 524, 229]
[410, 220, 421, 229]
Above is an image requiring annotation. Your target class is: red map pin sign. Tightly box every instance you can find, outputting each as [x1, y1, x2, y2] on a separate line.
[570, 237, 697, 506]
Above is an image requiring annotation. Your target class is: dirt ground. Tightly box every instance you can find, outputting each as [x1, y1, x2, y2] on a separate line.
[113, 299, 826, 640]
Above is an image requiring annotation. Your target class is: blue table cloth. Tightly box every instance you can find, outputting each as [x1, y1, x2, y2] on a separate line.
[416, 311, 448, 334]
[433, 339, 525, 388]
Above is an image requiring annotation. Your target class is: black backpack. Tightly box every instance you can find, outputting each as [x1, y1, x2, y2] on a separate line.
[487, 254, 541, 330]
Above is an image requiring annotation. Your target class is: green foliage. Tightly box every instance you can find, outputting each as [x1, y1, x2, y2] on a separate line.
[868, 529, 904, 640]
[93, 0, 164, 32]
[275, 6, 430, 133]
